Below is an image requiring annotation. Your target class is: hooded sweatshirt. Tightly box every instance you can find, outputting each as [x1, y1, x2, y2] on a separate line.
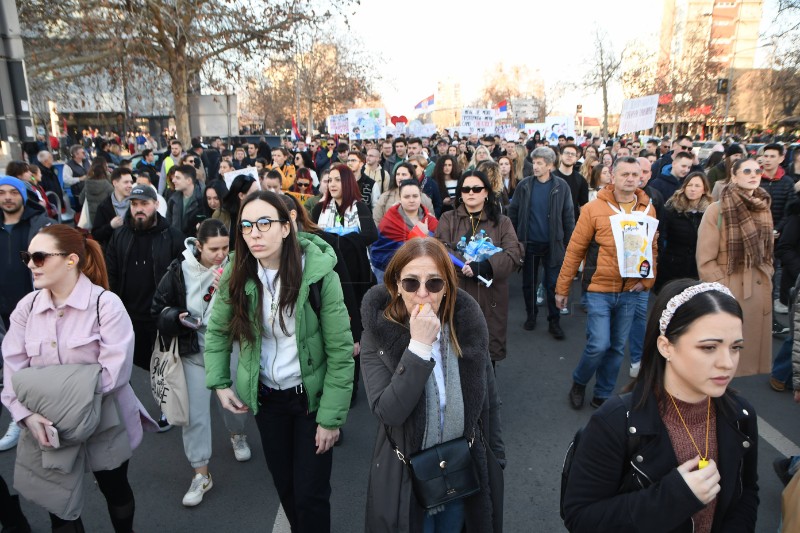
[180, 237, 226, 352]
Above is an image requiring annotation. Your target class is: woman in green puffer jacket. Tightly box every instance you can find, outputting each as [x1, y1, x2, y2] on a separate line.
[204, 190, 354, 533]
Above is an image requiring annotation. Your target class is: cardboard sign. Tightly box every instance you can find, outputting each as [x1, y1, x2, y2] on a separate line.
[327, 114, 349, 135]
[348, 108, 387, 139]
[460, 108, 496, 135]
[618, 94, 659, 135]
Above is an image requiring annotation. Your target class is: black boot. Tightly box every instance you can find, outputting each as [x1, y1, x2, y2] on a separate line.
[0, 495, 31, 533]
[548, 320, 565, 340]
[523, 312, 537, 331]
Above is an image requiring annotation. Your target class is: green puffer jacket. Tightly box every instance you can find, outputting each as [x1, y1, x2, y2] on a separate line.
[204, 232, 354, 429]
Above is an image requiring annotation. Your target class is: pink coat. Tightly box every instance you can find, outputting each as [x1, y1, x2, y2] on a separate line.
[1, 274, 156, 449]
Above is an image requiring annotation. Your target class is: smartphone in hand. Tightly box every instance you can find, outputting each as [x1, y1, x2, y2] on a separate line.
[179, 315, 202, 330]
[45, 425, 60, 448]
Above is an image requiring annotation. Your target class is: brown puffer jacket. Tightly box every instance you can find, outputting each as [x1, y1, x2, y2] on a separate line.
[556, 185, 658, 296]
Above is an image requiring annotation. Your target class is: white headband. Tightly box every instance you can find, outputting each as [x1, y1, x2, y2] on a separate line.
[659, 282, 735, 335]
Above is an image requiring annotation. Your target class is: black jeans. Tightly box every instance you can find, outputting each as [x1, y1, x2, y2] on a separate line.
[521, 243, 560, 322]
[130, 319, 157, 371]
[255, 386, 333, 533]
[49, 461, 134, 533]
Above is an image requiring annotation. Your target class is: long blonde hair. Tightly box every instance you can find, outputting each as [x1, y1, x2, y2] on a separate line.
[477, 160, 504, 195]
[581, 155, 598, 183]
[469, 145, 493, 169]
[666, 172, 712, 213]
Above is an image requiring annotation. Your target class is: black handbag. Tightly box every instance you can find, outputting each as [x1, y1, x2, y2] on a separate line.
[384, 425, 480, 510]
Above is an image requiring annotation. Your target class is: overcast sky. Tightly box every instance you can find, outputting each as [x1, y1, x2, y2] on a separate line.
[349, 0, 779, 119]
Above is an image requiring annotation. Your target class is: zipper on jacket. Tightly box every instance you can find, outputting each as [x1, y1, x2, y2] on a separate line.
[630, 461, 653, 487]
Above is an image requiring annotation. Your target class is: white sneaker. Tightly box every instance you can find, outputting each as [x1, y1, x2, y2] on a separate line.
[630, 362, 641, 378]
[231, 434, 251, 462]
[182, 473, 213, 507]
[0, 421, 20, 451]
[775, 299, 789, 314]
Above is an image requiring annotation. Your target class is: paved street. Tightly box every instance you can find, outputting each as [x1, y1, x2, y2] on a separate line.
[0, 275, 795, 532]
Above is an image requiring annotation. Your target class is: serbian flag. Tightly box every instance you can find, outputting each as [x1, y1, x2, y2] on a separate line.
[291, 116, 302, 141]
[495, 100, 508, 112]
[414, 94, 435, 111]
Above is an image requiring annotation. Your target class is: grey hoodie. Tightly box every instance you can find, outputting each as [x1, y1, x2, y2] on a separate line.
[181, 238, 226, 352]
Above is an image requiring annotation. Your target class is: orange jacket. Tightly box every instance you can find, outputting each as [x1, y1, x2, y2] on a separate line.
[556, 185, 658, 295]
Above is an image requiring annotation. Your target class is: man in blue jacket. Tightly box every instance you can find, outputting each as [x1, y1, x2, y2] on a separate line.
[648, 151, 693, 202]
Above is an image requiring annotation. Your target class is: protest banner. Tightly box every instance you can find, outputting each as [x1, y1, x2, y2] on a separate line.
[223, 167, 259, 191]
[524, 122, 547, 137]
[543, 116, 575, 145]
[460, 108, 496, 135]
[326, 114, 349, 135]
[618, 94, 659, 135]
[348, 108, 387, 139]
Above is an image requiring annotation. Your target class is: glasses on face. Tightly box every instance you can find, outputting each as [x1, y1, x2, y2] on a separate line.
[346, 159, 359, 164]
[460, 185, 485, 194]
[296, 181, 310, 187]
[679, 145, 693, 151]
[399, 277, 445, 294]
[240, 217, 287, 235]
[203, 285, 216, 302]
[20, 251, 69, 267]
[738, 168, 759, 176]
[563, 152, 577, 157]
[410, 165, 420, 169]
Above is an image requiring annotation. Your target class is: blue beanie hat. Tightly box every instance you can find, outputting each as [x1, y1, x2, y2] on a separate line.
[0, 176, 27, 203]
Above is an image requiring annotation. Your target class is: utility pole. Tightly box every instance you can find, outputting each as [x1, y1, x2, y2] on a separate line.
[0, 0, 34, 164]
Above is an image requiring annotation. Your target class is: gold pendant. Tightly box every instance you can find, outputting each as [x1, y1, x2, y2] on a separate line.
[698, 459, 709, 469]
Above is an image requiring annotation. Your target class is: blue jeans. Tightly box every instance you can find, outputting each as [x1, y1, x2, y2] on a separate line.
[771, 336, 793, 386]
[628, 291, 651, 366]
[423, 499, 465, 533]
[573, 291, 638, 399]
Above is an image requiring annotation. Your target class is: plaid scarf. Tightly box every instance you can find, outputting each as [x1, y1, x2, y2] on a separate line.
[719, 184, 773, 275]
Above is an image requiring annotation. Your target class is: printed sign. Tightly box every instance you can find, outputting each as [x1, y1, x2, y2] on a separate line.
[543, 116, 575, 145]
[348, 108, 387, 140]
[223, 167, 259, 191]
[618, 94, 659, 135]
[326, 114, 349, 135]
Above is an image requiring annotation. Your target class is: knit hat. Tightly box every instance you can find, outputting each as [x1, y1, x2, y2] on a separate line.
[725, 143, 745, 158]
[0, 176, 28, 203]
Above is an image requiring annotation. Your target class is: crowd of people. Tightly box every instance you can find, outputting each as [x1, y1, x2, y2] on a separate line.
[0, 126, 799, 532]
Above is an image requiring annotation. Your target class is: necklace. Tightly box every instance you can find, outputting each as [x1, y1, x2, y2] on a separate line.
[469, 209, 482, 237]
[264, 273, 279, 327]
[667, 392, 711, 469]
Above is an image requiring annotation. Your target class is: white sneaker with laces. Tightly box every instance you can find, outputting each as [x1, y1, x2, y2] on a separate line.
[630, 362, 641, 378]
[231, 434, 251, 462]
[182, 473, 213, 507]
[775, 299, 789, 314]
[0, 421, 20, 451]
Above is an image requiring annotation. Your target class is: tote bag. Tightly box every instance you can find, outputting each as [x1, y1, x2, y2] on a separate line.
[150, 336, 190, 426]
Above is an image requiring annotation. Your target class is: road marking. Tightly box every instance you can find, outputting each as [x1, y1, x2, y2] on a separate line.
[272, 505, 290, 533]
[758, 416, 800, 457]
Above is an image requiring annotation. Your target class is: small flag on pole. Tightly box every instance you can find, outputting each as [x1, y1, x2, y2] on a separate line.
[414, 94, 435, 111]
[495, 100, 508, 113]
[291, 117, 302, 141]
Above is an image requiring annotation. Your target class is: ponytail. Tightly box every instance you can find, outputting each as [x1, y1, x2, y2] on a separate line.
[83, 239, 109, 289]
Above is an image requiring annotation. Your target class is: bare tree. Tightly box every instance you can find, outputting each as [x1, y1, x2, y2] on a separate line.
[242, 28, 379, 136]
[583, 29, 624, 139]
[477, 63, 542, 107]
[19, 0, 355, 141]
[620, 42, 658, 99]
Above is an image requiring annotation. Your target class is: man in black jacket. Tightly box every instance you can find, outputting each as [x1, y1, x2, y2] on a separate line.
[36, 150, 64, 206]
[553, 144, 588, 223]
[135, 149, 160, 190]
[106, 184, 183, 381]
[92, 167, 134, 247]
[166, 164, 204, 238]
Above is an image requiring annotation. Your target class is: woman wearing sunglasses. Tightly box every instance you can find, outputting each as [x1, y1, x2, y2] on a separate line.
[204, 191, 354, 532]
[2, 224, 156, 532]
[435, 170, 523, 367]
[150, 219, 252, 507]
[697, 157, 774, 377]
[360, 238, 505, 533]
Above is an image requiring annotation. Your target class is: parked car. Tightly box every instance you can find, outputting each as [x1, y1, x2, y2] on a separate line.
[697, 141, 720, 162]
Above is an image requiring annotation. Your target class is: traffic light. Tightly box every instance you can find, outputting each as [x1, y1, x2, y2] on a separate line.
[717, 79, 729, 94]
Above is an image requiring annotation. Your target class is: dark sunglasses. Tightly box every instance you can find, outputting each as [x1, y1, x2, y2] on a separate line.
[679, 145, 693, 151]
[296, 181, 310, 187]
[399, 277, 445, 293]
[203, 285, 216, 302]
[460, 186, 485, 194]
[20, 251, 69, 267]
[240, 217, 287, 235]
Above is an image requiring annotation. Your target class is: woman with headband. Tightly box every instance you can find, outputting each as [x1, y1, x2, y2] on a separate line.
[563, 279, 758, 533]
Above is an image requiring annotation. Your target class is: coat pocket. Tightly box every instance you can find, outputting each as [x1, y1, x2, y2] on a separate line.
[64, 335, 101, 358]
[25, 341, 42, 358]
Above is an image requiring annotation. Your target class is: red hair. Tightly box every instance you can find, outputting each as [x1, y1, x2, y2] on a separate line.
[321, 163, 362, 211]
[39, 225, 109, 289]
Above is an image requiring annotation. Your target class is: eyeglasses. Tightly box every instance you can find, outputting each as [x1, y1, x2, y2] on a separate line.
[399, 277, 445, 294]
[460, 186, 485, 194]
[410, 165, 420, 169]
[679, 145, 693, 151]
[20, 251, 69, 267]
[240, 217, 287, 235]
[203, 285, 216, 302]
[738, 168, 759, 175]
[562, 152, 577, 157]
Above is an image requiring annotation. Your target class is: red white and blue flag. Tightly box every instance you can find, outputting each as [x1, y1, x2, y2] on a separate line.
[291, 116, 302, 141]
[495, 100, 508, 113]
[414, 94, 435, 111]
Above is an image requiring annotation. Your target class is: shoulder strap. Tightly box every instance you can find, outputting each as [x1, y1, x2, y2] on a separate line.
[619, 392, 641, 459]
[96, 289, 107, 327]
[28, 290, 41, 313]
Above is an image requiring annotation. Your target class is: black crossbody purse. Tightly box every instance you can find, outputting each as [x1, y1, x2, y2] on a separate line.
[384, 425, 481, 510]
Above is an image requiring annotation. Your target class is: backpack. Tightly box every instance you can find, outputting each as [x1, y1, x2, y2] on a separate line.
[29, 289, 107, 326]
[560, 392, 640, 521]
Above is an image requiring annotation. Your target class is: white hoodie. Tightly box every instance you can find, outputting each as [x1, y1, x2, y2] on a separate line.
[181, 237, 226, 353]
